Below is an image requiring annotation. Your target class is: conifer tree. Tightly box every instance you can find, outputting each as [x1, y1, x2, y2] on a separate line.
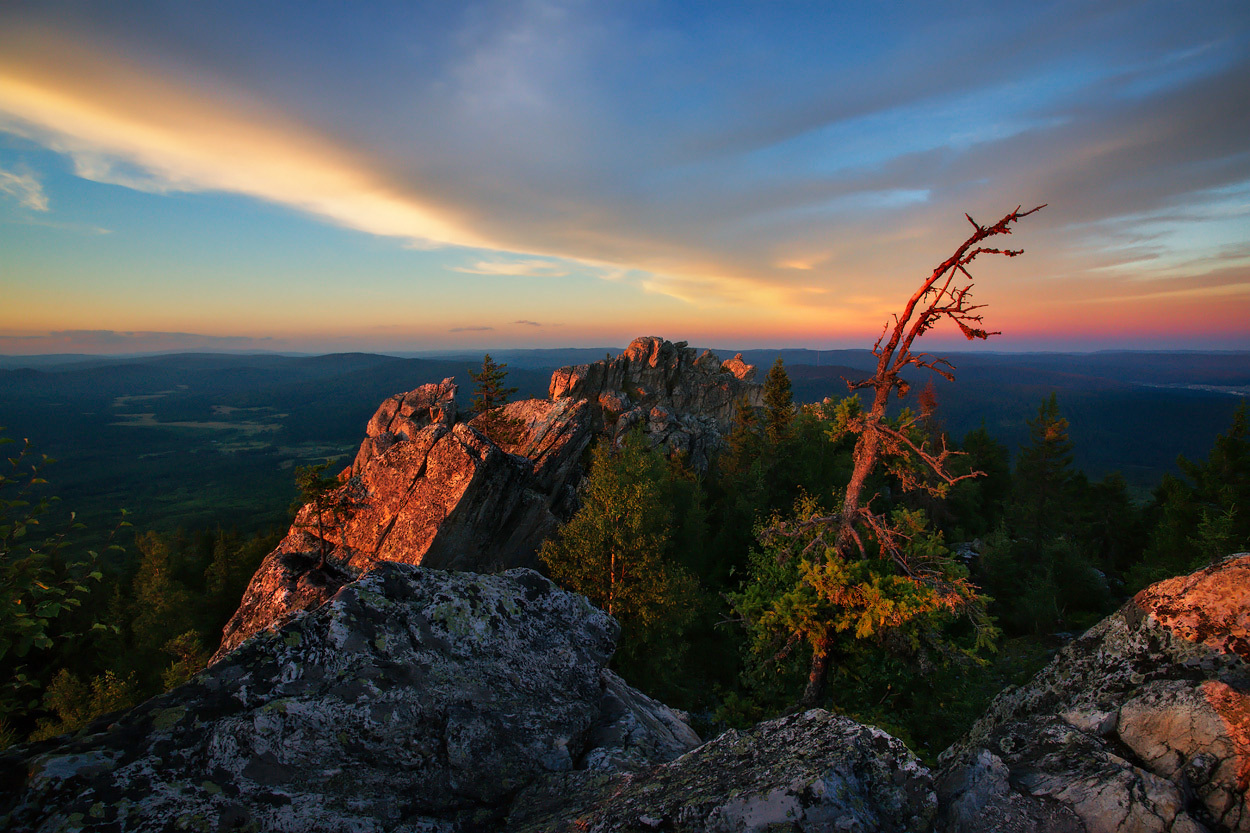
[469, 354, 518, 415]
[1134, 403, 1250, 584]
[737, 205, 1042, 706]
[539, 431, 697, 687]
[293, 461, 342, 569]
[722, 393, 763, 481]
[1011, 393, 1076, 556]
[763, 358, 794, 443]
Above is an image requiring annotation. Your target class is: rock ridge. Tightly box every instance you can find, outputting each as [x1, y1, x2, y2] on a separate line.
[216, 337, 759, 660]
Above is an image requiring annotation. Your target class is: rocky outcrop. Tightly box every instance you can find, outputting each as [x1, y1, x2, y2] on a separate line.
[348, 377, 458, 475]
[216, 338, 757, 659]
[550, 336, 762, 468]
[938, 553, 1250, 833]
[509, 708, 938, 832]
[1, 564, 699, 833]
[4, 562, 942, 833]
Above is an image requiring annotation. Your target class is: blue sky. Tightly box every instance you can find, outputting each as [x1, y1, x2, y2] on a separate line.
[1, 0, 1248, 353]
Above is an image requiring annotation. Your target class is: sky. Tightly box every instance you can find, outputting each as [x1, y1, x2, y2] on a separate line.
[1, 0, 1248, 354]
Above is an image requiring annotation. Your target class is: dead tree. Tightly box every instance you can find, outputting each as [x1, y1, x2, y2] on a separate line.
[770, 204, 1045, 706]
[835, 204, 1045, 563]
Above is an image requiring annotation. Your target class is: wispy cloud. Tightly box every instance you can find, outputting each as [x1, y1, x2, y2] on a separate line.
[0, 165, 48, 210]
[513, 320, 542, 327]
[449, 326, 494, 332]
[0, 29, 487, 250]
[453, 259, 569, 277]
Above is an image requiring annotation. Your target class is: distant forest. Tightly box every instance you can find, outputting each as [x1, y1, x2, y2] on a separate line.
[0, 347, 1243, 536]
[1, 347, 1247, 752]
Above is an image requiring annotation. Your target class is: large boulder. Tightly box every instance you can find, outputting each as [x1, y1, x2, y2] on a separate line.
[938, 553, 1250, 833]
[1, 564, 699, 833]
[508, 708, 938, 832]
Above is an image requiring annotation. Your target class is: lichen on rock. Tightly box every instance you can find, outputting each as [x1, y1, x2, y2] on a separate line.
[0, 564, 699, 833]
[508, 709, 939, 832]
[938, 553, 1250, 832]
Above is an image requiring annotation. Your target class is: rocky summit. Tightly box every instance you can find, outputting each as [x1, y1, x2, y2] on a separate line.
[4, 544, 1249, 830]
[938, 553, 1250, 833]
[215, 337, 760, 659]
[0, 564, 699, 833]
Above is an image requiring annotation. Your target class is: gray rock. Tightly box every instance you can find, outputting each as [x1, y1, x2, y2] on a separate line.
[2, 564, 699, 833]
[549, 336, 764, 464]
[508, 709, 938, 832]
[938, 554, 1250, 832]
[580, 670, 703, 772]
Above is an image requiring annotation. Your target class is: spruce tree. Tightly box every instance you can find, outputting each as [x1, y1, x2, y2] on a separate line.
[539, 431, 698, 690]
[762, 358, 794, 443]
[1011, 393, 1076, 555]
[469, 354, 518, 415]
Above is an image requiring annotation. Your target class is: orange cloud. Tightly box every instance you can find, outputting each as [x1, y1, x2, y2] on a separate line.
[0, 29, 486, 250]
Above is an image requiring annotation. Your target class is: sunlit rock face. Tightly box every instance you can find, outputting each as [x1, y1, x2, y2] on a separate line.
[550, 336, 763, 469]
[0, 565, 699, 833]
[938, 553, 1250, 833]
[215, 337, 759, 660]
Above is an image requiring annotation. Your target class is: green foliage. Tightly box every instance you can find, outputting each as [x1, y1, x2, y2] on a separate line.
[946, 427, 1011, 539]
[130, 530, 197, 658]
[730, 493, 997, 712]
[293, 460, 343, 565]
[972, 396, 1124, 635]
[28, 668, 138, 742]
[161, 631, 211, 690]
[540, 431, 701, 697]
[1009, 393, 1076, 553]
[0, 433, 116, 736]
[469, 354, 518, 416]
[762, 358, 794, 443]
[1131, 403, 1250, 587]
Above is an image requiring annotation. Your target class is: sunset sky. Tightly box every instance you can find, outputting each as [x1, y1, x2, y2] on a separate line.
[1, 1, 1248, 354]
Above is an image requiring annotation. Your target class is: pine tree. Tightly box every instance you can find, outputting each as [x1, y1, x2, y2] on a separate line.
[293, 461, 342, 569]
[762, 358, 794, 443]
[1133, 403, 1250, 585]
[539, 431, 698, 688]
[469, 354, 518, 415]
[1011, 393, 1076, 556]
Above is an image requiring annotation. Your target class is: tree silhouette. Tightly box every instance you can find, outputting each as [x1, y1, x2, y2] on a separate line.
[762, 358, 794, 443]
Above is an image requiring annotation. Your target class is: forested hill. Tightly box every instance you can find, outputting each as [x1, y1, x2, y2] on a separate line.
[0, 348, 1244, 537]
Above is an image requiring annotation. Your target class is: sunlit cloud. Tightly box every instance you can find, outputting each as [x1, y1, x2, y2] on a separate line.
[0, 31, 488, 250]
[0, 165, 47, 210]
[0, 3, 1246, 348]
[453, 259, 570, 277]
